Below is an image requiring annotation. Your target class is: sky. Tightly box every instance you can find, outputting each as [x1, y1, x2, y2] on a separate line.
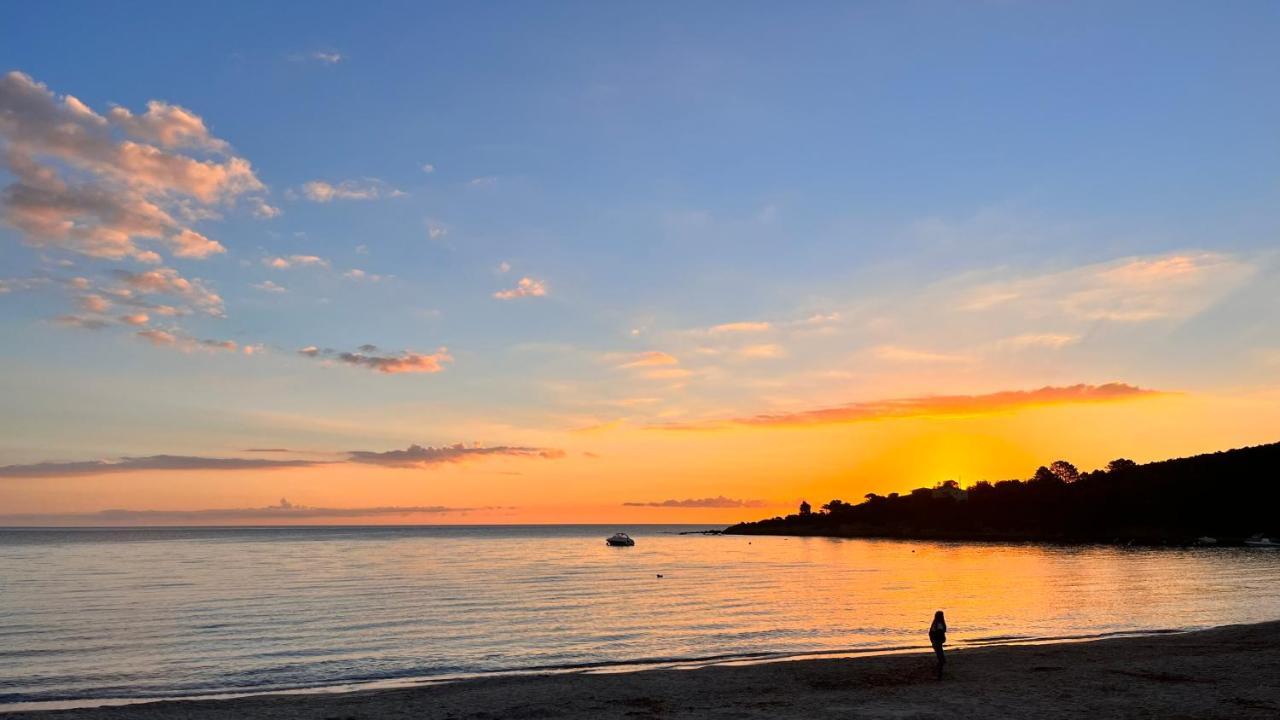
[1, 1, 1278, 525]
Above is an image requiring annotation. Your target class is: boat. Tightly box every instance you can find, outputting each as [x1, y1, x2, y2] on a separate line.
[606, 532, 635, 547]
[1244, 536, 1278, 548]
[1195, 536, 1217, 546]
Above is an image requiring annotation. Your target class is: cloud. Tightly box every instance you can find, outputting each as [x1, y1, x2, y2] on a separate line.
[494, 277, 547, 300]
[999, 333, 1079, 349]
[119, 312, 149, 326]
[343, 268, 383, 282]
[113, 267, 224, 316]
[253, 280, 286, 293]
[310, 52, 344, 64]
[426, 219, 447, 239]
[77, 293, 111, 313]
[106, 101, 230, 152]
[739, 343, 785, 359]
[0, 454, 327, 478]
[961, 252, 1254, 324]
[136, 328, 177, 346]
[497, 261, 511, 273]
[871, 345, 972, 364]
[298, 345, 453, 374]
[300, 179, 400, 202]
[706, 321, 771, 334]
[0, 71, 262, 262]
[54, 314, 109, 330]
[264, 254, 329, 269]
[623, 496, 768, 508]
[348, 443, 566, 468]
[657, 383, 1166, 429]
[421, 163, 435, 174]
[134, 328, 239, 353]
[618, 351, 679, 368]
[0, 501, 489, 526]
[468, 176, 498, 188]
[0, 441, 560, 479]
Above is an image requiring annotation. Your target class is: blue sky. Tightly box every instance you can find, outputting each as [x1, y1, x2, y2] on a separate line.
[1, 2, 1278, 521]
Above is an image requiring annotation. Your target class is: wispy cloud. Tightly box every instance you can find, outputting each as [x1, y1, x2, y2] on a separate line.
[706, 321, 771, 334]
[299, 179, 401, 202]
[622, 496, 768, 508]
[253, 280, 286, 293]
[264, 254, 329, 270]
[0, 454, 326, 478]
[654, 383, 1166, 430]
[871, 345, 972, 364]
[348, 443, 565, 468]
[0, 441, 565, 479]
[0, 501, 491, 526]
[298, 345, 452, 374]
[494, 277, 547, 300]
[617, 351, 679, 368]
[961, 252, 1254, 323]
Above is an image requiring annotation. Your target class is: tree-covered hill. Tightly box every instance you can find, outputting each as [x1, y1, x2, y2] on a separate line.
[725, 442, 1280, 544]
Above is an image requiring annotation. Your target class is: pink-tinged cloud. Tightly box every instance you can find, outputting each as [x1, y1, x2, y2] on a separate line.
[119, 312, 149, 326]
[136, 329, 177, 346]
[494, 277, 547, 299]
[0, 71, 263, 262]
[77, 294, 111, 313]
[348, 443, 566, 468]
[168, 228, 224, 258]
[707, 321, 771, 334]
[655, 383, 1167, 430]
[113, 267, 224, 316]
[107, 101, 230, 152]
[618, 351, 679, 368]
[623, 496, 769, 508]
[298, 345, 453, 374]
[264, 254, 329, 269]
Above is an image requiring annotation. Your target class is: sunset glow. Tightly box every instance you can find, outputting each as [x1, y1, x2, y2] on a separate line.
[2, 3, 1278, 527]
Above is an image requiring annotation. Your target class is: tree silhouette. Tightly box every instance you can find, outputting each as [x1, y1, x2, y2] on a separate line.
[1049, 460, 1080, 484]
[725, 442, 1280, 544]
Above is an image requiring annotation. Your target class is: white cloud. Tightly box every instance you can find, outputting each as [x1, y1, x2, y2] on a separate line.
[300, 179, 401, 202]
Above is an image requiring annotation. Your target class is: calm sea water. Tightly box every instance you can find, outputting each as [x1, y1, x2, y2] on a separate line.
[3, 525, 1280, 708]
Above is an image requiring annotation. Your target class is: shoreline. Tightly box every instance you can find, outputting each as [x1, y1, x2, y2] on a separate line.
[7, 621, 1278, 719]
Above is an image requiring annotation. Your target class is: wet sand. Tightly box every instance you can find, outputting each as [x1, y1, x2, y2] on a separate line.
[9, 620, 1280, 719]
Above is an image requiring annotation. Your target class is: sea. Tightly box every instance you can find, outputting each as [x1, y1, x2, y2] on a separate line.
[3, 524, 1280, 710]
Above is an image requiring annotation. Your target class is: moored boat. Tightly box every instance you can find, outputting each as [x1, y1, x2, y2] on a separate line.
[1244, 536, 1278, 548]
[606, 532, 635, 547]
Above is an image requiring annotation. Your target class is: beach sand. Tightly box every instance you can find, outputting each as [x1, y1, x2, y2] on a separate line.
[10, 621, 1280, 719]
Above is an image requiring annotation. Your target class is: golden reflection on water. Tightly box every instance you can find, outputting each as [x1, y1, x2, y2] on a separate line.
[2, 526, 1279, 704]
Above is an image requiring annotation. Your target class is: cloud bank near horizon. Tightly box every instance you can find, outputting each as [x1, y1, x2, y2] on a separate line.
[0, 499, 497, 526]
[0, 443, 567, 478]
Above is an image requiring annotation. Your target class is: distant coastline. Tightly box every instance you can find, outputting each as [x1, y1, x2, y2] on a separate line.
[725, 442, 1280, 546]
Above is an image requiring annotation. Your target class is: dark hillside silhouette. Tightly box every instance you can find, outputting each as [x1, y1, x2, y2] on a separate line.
[725, 442, 1280, 544]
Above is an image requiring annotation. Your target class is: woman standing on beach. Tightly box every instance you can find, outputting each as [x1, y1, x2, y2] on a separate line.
[929, 610, 947, 679]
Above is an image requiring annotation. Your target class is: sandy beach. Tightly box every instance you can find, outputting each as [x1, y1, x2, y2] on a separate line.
[9, 620, 1279, 720]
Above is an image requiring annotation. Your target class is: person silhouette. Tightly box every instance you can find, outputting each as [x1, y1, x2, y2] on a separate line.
[929, 610, 947, 679]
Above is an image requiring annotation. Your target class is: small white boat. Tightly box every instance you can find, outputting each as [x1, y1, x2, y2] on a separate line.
[606, 532, 635, 547]
[1195, 536, 1217, 545]
[1244, 536, 1278, 548]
